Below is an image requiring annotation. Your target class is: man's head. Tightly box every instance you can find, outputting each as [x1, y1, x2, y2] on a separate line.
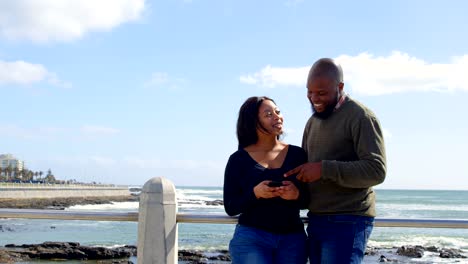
[307, 58, 344, 119]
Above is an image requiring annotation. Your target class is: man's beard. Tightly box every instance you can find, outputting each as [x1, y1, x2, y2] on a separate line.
[311, 93, 339, 120]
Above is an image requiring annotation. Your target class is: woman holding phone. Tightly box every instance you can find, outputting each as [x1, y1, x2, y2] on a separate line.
[223, 96, 308, 264]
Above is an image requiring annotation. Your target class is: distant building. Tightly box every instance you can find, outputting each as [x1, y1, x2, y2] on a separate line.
[0, 154, 24, 171]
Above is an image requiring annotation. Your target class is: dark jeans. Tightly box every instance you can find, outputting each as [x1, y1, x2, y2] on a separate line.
[229, 224, 307, 264]
[307, 214, 374, 264]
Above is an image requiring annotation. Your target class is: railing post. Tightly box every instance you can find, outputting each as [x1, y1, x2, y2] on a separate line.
[137, 177, 178, 264]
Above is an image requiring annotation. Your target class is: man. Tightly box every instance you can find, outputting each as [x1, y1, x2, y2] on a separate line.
[285, 58, 386, 263]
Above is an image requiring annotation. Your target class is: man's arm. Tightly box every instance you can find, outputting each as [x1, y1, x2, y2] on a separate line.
[321, 116, 386, 188]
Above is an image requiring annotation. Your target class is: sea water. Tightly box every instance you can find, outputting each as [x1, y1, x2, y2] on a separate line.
[1, 188, 468, 263]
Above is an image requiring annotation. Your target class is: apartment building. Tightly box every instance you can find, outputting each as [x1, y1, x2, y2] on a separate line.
[0, 154, 24, 171]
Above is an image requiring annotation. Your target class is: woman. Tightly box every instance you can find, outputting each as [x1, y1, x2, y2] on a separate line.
[223, 96, 308, 264]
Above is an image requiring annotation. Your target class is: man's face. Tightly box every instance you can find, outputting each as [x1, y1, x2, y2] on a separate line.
[307, 76, 342, 119]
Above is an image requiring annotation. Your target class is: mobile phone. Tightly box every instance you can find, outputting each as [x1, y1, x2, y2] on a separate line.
[268, 181, 284, 187]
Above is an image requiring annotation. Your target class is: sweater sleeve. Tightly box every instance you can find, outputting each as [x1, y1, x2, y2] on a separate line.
[301, 117, 313, 152]
[321, 115, 386, 188]
[292, 147, 310, 209]
[223, 154, 258, 216]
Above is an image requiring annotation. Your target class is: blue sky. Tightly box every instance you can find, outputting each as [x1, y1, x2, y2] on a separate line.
[1, 0, 467, 189]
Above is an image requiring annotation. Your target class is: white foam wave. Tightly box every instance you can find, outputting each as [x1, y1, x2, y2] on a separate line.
[177, 188, 223, 194]
[63, 199, 222, 212]
[177, 193, 214, 202]
[177, 189, 222, 195]
[377, 203, 468, 212]
[94, 244, 128, 248]
[178, 203, 224, 209]
[362, 249, 462, 264]
[368, 236, 468, 249]
[66, 202, 139, 211]
[179, 245, 229, 251]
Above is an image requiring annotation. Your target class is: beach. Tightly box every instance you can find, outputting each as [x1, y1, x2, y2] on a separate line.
[0, 187, 467, 263]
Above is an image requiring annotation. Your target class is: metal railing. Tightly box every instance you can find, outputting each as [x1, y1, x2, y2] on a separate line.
[1, 208, 468, 229]
[0, 182, 121, 188]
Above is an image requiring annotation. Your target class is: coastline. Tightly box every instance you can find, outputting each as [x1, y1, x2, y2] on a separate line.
[0, 195, 138, 210]
[1, 195, 467, 263]
[1, 242, 466, 263]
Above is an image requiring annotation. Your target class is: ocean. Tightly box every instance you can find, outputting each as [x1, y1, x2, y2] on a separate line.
[1, 188, 467, 263]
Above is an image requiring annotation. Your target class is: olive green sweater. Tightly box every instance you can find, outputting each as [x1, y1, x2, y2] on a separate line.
[302, 97, 386, 217]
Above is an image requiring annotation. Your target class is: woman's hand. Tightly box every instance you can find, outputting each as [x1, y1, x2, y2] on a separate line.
[276, 181, 299, 200]
[253, 181, 280, 199]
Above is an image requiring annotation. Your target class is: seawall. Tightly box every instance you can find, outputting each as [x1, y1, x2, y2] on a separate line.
[0, 185, 130, 199]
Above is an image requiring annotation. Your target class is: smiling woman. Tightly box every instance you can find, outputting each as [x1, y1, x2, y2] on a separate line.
[223, 96, 309, 264]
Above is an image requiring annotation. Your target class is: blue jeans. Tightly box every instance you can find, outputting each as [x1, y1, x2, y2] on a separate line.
[307, 214, 374, 264]
[229, 224, 307, 264]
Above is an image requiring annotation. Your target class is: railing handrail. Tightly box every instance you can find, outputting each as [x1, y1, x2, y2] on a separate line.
[0, 183, 124, 188]
[1, 208, 468, 229]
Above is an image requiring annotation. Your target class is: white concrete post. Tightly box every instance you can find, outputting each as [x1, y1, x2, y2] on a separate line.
[137, 177, 178, 264]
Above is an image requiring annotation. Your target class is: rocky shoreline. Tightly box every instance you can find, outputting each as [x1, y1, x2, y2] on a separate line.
[0, 242, 466, 263]
[1, 197, 466, 263]
[0, 242, 136, 263]
[0, 242, 232, 263]
[366, 245, 467, 263]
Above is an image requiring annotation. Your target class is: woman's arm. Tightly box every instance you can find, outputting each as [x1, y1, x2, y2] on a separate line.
[223, 154, 258, 216]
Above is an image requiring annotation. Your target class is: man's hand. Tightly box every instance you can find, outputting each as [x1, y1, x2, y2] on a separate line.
[253, 181, 281, 199]
[284, 162, 322, 182]
[276, 181, 299, 200]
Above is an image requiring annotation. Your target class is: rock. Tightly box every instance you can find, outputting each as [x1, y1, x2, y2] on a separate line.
[426, 245, 439, 252]
[440, 248, 467, 258]
[80, 246, 131, 259]
[205, 200, 223, 206]
[0, 225, 14, 232]
[365, 246, 379, 256]
[378, 254, 398, 262]
[0, 250, 28, 263]
[179, 249, 231, 262]
[2, 242, 136, 261]
[396, 245, 425, 258]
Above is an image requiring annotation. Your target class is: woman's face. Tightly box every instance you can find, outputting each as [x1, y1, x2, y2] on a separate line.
[257, 100, 283, 136]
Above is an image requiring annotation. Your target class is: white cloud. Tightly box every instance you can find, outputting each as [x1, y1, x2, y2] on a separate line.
[144, 71, 186, 90]
[0, 60, 70, 87]
[0, 124, 118, 139]
[89, 156, 117, 167]
[124, 157, 162, 169]
[0, 0, 146, 43]
[240, 52, 468, 95]
[144, 72, 169, 87]
[336, 52, 468, 95]
[0, 124, 67, 139]
[240, 65, 309, 88]
[80, 125, 120, 136]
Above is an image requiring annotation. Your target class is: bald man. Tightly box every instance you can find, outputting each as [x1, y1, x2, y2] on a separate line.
[285, 58, 387, 263]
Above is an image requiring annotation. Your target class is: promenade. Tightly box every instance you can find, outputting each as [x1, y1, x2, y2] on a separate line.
[0, 183, 131, 199]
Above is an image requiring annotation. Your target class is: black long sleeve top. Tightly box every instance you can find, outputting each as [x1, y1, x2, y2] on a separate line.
[223, 145, 308, 233]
